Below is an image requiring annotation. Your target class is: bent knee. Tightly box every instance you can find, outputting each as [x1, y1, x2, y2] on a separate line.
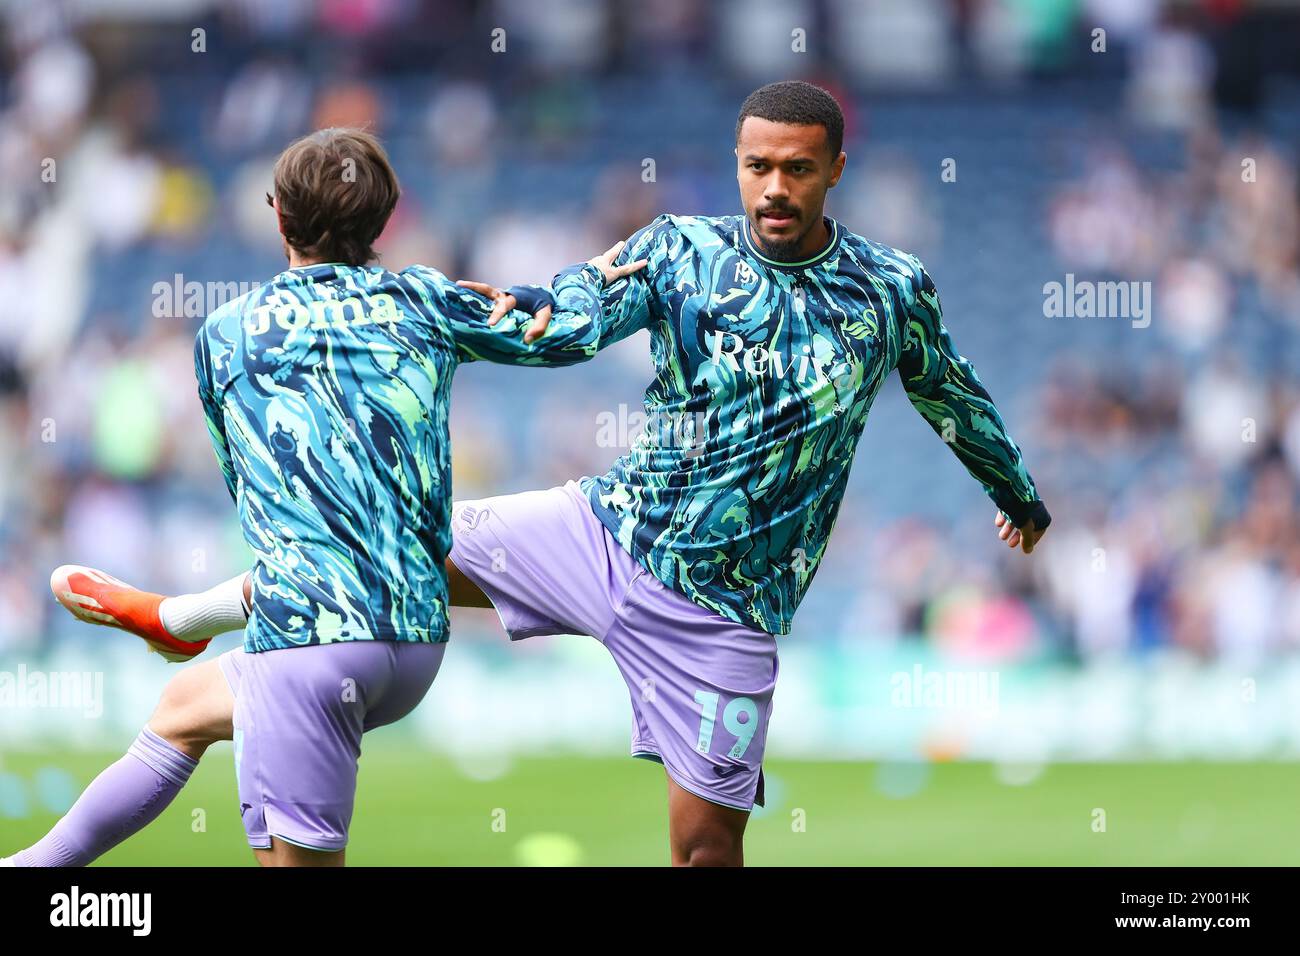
[148, 665, 233, 755]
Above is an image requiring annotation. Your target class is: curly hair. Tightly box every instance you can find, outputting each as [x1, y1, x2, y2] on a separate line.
[736, 81, 844, 157]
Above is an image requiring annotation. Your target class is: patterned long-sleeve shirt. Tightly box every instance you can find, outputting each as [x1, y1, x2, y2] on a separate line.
[554, 214, 1043, 636]
[195, 262, 635, 652]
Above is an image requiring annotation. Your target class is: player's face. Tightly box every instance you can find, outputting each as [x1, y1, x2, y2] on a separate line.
[736, 117, 846, 261]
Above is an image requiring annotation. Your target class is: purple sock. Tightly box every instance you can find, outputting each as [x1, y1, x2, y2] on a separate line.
[11, 727, 198, 867]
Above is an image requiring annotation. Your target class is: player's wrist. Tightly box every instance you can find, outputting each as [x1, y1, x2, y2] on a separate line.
[1001, 498, 1051, 531]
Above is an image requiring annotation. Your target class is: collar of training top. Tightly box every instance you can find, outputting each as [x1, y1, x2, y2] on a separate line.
[740, 215, 841, 273]
[278, 262, 355, 282]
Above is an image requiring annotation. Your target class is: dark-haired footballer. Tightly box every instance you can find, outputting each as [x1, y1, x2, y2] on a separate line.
[27, 81, 1049, 868]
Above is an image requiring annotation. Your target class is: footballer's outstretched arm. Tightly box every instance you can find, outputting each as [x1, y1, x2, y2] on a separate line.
[895, 258, 1050, 552]
[444, 214, 675, 367]
[404, 236, 651, 368]
[452, 238, 652, 365]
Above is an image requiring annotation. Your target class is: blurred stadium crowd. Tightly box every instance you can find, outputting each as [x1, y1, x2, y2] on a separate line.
[1, 0, 1298, 664]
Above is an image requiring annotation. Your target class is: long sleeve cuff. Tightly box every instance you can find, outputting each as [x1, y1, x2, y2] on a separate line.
[998, 497, 1051, 531]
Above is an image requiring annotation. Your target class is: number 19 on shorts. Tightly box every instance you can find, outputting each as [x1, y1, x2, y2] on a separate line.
[694, 690, 760, 759]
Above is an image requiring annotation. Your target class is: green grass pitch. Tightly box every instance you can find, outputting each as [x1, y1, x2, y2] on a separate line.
[2, 744, 1296, 865]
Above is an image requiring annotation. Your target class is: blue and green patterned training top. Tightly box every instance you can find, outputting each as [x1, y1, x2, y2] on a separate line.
[197, 213, 1042, 650]
[195, 263, 628, 653]
[552, 214, 1043, 636]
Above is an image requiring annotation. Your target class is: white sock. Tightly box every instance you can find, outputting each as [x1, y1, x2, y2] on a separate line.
[158, 573, 250, 642]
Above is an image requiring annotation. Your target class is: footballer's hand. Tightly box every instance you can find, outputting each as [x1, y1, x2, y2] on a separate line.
[455, 242, 644, 344]
[587, 239, 648, 285]
[995, 510, 1047, 554]
[455, 280, 553, 343]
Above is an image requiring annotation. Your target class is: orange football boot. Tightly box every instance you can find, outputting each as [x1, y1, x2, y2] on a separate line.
[49, 565, 211, 662]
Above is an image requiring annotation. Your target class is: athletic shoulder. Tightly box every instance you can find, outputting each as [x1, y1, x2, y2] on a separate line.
[196, 282, 268, 348]
[837, 229, 931, 306]
[396, 263, 483, 327]
[397, 262, 450, 290]
[621, 213, 741, 261]
[662, 213, 744, 251]
[193, 282, 271, 391]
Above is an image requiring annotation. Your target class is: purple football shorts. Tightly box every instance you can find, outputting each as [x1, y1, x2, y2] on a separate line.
[218, 640, 445, 851]
[449, 480, 779, 811]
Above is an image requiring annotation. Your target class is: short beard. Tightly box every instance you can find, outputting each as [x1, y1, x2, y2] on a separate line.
[753, 220, 812, 262]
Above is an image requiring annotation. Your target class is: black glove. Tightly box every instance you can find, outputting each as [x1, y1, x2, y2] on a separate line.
[503, 285, 555, 316]
[1002, 499, 1051, 531]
